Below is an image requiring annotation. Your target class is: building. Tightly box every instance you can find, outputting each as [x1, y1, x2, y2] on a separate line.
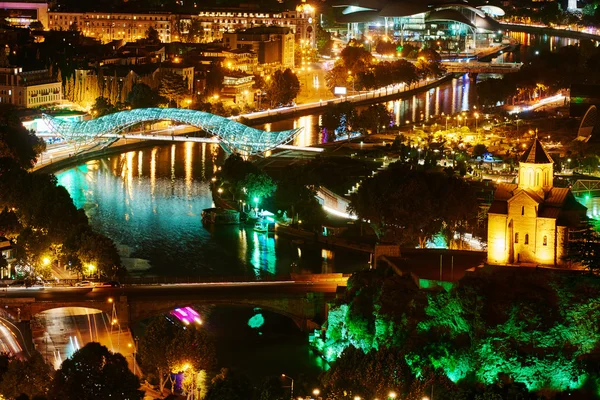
[48, 11, 175, 43]
[333, 0, 501, 49]
[0, 66, 61, 107]
[221, 74, 254, 106]
[47, 7, 315, 46]
[0, 237, 15, 279]
[223, 26, 295, 70]
[487, 138, 587, 266]
[0, 1, 49, 28]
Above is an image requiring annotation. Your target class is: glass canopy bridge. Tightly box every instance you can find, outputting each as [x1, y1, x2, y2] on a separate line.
[42, 108, 319, 156]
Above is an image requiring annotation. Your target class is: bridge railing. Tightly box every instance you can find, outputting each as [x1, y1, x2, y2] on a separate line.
[31, 273, 351, 287]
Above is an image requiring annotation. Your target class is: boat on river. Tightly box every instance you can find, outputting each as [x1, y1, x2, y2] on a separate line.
[202, 208, 240, 225]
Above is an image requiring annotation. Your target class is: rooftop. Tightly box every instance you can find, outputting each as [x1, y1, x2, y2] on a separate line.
[520, 138, 554, 164]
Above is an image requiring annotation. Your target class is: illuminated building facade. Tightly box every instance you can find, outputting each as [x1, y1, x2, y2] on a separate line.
[0, 67, 62, 107]
[487, 138, 586, 266]
[47, 7, 315, 46]
[223, 27, 295, 70]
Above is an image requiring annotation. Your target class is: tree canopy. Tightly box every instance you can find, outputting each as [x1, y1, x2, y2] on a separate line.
[50, 342, 143, 400]
[349, 163, 478, 247]
[266, 68, 300, 107]
[126, 83, 162, 109]
[159, 72, 189, 107]
[0, 352, 53, 399]
[0, 104, 46, 168]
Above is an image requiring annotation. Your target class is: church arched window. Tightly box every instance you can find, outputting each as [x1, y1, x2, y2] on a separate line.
[525, 234, 529, 245]
[543, 236, 547, 246]
[521, 206, 525, 215]
[515, 233, 519, 243]
[536, 171, 540, 187]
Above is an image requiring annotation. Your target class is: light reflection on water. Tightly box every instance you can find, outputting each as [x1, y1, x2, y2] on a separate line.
[56, 143, 369, 277]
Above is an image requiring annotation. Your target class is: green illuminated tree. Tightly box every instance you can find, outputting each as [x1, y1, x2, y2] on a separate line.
[0, 352, 53, 400]
[50, 342, 143, 400]
[238, 172, 276, 204]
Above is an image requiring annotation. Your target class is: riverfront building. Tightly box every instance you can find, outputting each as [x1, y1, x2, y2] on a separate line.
[0, 66, 62, 107]
[46, 6, 316, 46]
[487, 138, 586, 266]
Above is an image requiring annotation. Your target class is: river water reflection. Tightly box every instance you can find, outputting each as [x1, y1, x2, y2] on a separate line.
[56, 143, 369, 277]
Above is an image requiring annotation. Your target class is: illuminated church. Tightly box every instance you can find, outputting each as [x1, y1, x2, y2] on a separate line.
[487, 138, 587, 266]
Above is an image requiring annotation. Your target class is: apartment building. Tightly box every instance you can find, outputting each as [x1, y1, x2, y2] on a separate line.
[0, 67, 61, 107]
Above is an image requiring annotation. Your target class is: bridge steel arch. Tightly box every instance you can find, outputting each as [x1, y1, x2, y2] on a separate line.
[42, 108, 303, 156]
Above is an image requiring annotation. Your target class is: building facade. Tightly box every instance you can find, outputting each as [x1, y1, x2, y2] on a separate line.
[48, 11, 174, 43]
[223, 27, 295, 70]
[0, 237, 15, 280]
[487, 138, 587, 266]
[0, 67, 62, 107]
[47, 8, 315, 46]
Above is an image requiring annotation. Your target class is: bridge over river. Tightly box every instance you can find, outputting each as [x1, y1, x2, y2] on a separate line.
[0, 277, 347, 352]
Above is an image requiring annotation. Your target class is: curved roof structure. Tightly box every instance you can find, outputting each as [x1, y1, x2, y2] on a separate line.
[333, 0, 502, 30]
[43, 108, 302, 156]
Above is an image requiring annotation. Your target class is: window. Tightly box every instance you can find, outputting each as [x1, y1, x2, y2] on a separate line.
[515, 233, 519, 244]
[525, 234, 529, 245]
[521, 206, 525, 215]
[543, 236, 547, 246]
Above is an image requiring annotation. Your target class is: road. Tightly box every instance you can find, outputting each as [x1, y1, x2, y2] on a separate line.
[1, 280, 343, 302]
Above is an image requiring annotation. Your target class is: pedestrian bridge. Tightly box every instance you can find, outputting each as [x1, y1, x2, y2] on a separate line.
[43, 108, 304, 156]
[442, 61, 523, 74]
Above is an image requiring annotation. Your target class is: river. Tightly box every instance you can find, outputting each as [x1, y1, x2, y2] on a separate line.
[49, 29, 580, 387]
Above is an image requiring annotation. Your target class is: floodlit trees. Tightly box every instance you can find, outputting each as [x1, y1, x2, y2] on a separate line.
[159, 72, 189, 107]
[90, 96, 117, 117]
[565, 220, 600, 274]
[138, 317, 216, 396]
[266, 68, 300, 107]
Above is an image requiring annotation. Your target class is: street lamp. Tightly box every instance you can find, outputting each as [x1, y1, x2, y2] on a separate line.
[474, 112, 479, 132]
[389, 392, 397, 399]
[313, 389, 320, 396]
[282, 374, 294, 400]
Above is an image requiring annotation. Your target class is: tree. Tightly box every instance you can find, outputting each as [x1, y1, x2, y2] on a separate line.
[73, 230, 122, 278]
[49, 342, 143, 400]
[69, 21, 78, 32]
[238, 172, 277, 204]
[0, 104, 46, 168]
[138, 317, 172, 393]
[348, 163, 478, 247]
[472, 144, 488, 158]
[90, 97, 116, 117]
[565, 220, 600, 274]
[355, 104, 391, 134]
[145, 26, 160, 43]
[29, 21, 44, 30]
[159, 72, 189, 107]
[126, 83, 161, 109]
[257, 376, 285, 400]
[205, 62, 224, 96]
[266, 68, 300, 107]
[204, 368, 255, 400]
[0, 352, 53, 399]
[166, 326, 217, 375]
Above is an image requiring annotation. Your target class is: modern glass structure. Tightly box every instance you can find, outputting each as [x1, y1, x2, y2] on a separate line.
[43, 108, 302, 156]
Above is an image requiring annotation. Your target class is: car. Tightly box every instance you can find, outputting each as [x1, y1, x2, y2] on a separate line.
[100, 281, 121, 288]
[76, 280, 94, 287]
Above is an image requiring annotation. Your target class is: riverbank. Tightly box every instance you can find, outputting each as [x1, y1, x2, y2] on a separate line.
[503, 22, 600, 41]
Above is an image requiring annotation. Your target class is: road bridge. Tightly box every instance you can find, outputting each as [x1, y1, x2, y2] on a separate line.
[0, 280, 346, 335]
[442, 61, 523, 74]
